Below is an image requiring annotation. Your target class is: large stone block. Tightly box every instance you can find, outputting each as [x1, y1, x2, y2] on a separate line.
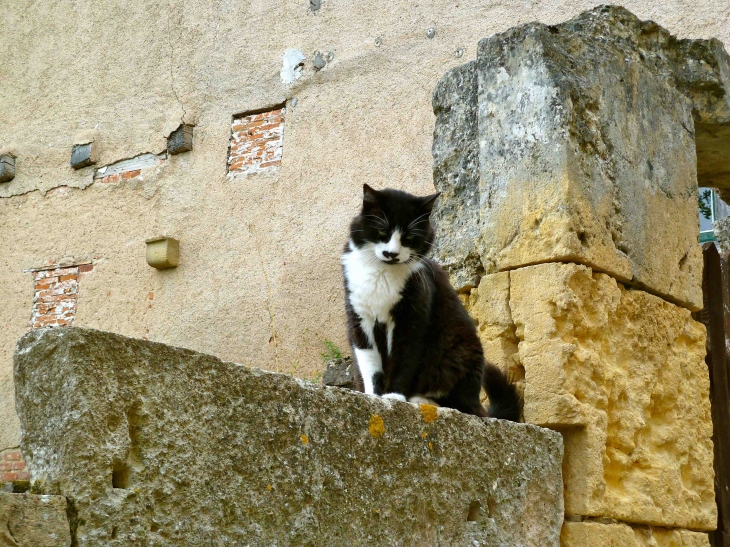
[470, 264, 715, 530]
[0, 492, 71, 546]
[14, 328, 564, 547]
[561, 521, 709, 547]
[432, 6, 730, 310]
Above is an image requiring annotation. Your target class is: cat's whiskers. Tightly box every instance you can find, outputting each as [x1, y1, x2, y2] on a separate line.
[363, 215, 390, 228]
[408, 213, 430, 230]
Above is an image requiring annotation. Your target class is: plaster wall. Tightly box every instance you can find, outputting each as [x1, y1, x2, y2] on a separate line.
[1, 0, 728, 451]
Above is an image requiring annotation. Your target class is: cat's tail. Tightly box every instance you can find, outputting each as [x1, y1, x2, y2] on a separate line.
[483, 362, 521, 422]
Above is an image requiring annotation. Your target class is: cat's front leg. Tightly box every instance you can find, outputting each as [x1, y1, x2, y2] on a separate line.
[354, 347, 385, 396]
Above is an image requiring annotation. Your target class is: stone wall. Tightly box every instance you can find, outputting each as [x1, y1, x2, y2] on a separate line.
[14, 327, 563, 547]
[431, 6, 728, 546]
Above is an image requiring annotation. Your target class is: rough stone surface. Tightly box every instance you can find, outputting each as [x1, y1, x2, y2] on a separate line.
[431, 60, 483, 292]
[714, 216, 730, 255]
[470, 264, 715, 530]
[321, 356, 354, 389]
[0, 492, 71, 546]
[432, 6, 730, 310]
[561, 521, 709, 547]
[15, 328, 564, 547]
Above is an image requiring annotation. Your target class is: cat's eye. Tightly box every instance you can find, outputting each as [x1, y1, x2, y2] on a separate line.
[378, 230, 388, 237]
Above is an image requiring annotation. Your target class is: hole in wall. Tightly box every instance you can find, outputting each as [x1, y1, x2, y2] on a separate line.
[111, 526, 118, 539]
[467, 500, 480, 521]
[111, 460, 131, 489]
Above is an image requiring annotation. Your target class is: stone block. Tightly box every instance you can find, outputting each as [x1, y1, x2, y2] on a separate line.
[70, 142, 97, 169]
[321, 356, 354, 389]
[0, 493, 71, 546]
[431, 6, 730, 310]
[167, 124, 193, 155]
[14, 327, 564, 547]
[145, 236, 179, 269]
[0, 154, 15, 183]
[472, 264, 715, 529]
[561, 521, 710, 547]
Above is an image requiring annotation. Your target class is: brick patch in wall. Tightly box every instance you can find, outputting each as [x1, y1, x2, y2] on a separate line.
[0, 449, 29, 482]
[30, 263, 93, 328]
[228, 107, 285, 175]
[94, 152, 166, 184]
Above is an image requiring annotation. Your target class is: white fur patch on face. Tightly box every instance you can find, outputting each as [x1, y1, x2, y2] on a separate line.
[354, 347, 382, 395]
[342, 241, 424, 334]
[382, 393, 407, 402]
[373, 230, 412, 264]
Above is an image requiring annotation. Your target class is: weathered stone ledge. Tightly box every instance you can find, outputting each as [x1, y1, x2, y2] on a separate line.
[14, 327, 564, 547]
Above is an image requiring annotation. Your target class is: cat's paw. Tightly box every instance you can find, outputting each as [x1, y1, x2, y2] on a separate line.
[381, 393, 407, 402]
[408, 396, 440, 406]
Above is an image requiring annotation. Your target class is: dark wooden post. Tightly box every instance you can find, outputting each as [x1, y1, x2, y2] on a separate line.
[699, 242, 730, 547]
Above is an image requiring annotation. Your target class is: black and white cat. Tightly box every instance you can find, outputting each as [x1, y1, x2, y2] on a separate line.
[341, 184, 520, 421]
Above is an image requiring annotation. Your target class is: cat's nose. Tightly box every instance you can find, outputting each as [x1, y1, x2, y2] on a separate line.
[382, 250, 398, 259]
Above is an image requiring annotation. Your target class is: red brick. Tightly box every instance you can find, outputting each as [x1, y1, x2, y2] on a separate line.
[34, 278, 57, 289]
[1, 472, 17, 481]
[4, 452, 21, 461]
[259, 160, 282, 169]
[59, 274, 77, 282]
[11, 461, 25, 470]
[0, 463, 12, 471]
[15, 472, 29, 481]
[78, 263, 93, 273]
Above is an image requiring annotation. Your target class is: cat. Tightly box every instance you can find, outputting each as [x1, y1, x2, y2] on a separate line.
[340, 184, 520, 421]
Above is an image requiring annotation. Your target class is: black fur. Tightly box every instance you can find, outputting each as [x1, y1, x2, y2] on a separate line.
[342, 185, 521, 421]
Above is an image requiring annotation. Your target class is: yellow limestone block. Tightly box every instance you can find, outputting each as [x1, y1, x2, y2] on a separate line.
[472, 264, 715, 529]
[561, 522, 710, 547]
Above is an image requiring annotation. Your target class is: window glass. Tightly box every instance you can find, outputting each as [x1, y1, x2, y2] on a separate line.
[699, 188, 730, 243]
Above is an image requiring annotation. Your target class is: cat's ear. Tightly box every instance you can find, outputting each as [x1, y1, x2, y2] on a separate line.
[421, 192, 441, 213]
[363, 184, 379, 206]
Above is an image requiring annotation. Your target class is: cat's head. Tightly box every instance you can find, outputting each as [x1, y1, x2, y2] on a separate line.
[349, 184, 440, 265]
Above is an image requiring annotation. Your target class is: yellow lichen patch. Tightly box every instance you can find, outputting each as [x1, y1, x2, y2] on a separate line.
[266, 484, 273, 491]
[300, 434, 308, 445]
[421, 431, 428, 439]
[369, 415, 385, 438]
[420, 404, 438, 423]
[428, 442, 433, 451]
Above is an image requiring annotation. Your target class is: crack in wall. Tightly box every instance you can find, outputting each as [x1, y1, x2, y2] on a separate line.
[166, 2, 187, 125]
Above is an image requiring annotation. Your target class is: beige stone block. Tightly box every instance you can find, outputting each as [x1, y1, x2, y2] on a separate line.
[0, 493, 71, 546]
[431, 7, 730, 310]
[15, 327, 565, 547]
[561, 522, 710, 547]
[474, 263, 715, 529]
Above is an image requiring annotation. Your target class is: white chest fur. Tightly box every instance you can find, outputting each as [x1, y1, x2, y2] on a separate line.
[341, 241, 422, 346]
